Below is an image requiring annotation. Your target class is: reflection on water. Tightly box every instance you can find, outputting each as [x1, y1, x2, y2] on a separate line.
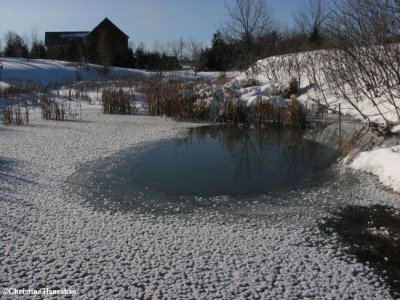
[129, 126, 338, 196]
[72, 125, 340, 213]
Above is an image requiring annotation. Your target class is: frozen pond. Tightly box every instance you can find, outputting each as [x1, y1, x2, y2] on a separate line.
[73, 125, 347, 214]
[128, 126, 338, 196]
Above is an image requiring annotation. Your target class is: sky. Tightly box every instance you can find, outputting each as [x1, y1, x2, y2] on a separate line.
[0, 0, 300, 49]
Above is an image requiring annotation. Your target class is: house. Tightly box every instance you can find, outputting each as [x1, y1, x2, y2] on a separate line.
[45, 18, 130, 66]
[45, 31, 89, 60]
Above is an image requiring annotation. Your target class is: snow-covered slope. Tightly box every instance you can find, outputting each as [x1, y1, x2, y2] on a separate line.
[0, 57, 220, 85]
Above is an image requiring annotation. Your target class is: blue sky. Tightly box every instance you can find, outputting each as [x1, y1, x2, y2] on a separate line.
[0, 0, 300, 48]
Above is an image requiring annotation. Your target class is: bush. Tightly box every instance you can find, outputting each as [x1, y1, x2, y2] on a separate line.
[282, 95, 307, 127]
[254, 98, 278, 125]
[101, 88, 135, 114]
[40, 98, 69, 120]
[281, 77, 299, 98]
[2, 105, 29, 125]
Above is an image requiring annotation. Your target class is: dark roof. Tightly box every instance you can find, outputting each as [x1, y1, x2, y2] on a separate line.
[88, 18, 129, 39]
[45, 31, 89, 46]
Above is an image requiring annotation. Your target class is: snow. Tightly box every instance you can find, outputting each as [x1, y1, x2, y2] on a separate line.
[1, 105, 399, 298]
[350, 146, 400, 193]
[0, 57, 221, 86]
[0, 57, 399, 297]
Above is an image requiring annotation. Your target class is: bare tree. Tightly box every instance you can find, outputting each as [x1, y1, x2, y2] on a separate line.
[167, 39, 185, 60]
[320, 0, 400, 132]
[294, 0, 329, 36]
[152, 39, 167, 55]
[223, 0, 273, 67]
[188, 40, 204, 76]
[224, 0, 273, 42]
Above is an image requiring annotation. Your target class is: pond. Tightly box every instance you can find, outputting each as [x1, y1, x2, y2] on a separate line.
[73, 125, 342, 213]
[127, 126, 338, 196]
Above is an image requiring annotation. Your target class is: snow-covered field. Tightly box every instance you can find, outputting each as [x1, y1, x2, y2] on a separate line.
[0, 57, 399, 298]
[0, 57, 220, 85]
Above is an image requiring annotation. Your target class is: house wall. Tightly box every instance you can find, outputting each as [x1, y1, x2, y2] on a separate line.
[85, 20, 129, 65]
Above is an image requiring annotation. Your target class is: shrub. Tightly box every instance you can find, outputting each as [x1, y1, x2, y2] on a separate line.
[101, 88, 135, 114]
[215, 74, 229, 85]
[281, 77, 299, 98]
[254, 97, 277, 125]
[2, 105, 29, 125]
[282, 95, 307, 127]
[40, 98, 68, 120]
[339, 136, 356, 157]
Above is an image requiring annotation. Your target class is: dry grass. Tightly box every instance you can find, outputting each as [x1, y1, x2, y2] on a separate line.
[282, 95, 307, 127]
[2, 105, 29, 125]
[254, 97, 278, 125]
[101, 88, 135, 114]
[339, 136, 356, 157]
[40, 98, 69, 120]
[215, 74, 230, 85]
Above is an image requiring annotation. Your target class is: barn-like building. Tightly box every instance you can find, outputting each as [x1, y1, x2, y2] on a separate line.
[45, 18, 130, 66]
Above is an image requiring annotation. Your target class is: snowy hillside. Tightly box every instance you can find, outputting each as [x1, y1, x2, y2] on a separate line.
[0, 57, 220, 85]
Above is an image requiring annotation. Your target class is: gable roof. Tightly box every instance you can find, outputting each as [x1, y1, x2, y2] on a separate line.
[88, 18, 129, 39]
[45, 31, 89, 46]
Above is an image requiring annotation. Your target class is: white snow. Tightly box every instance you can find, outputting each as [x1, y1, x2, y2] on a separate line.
[350, 146, 400, 193]
[0, 57, 221, 85]
[0, 106, 399, 298]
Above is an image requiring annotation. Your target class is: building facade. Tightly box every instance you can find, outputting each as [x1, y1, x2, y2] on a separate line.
[45, 18, 130, 66]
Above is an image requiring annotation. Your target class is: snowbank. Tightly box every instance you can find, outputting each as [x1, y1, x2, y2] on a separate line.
[350, 146, 400, 193]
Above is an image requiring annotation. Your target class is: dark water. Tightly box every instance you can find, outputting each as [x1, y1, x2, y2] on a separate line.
[129, 126, 338, 196]
[73, 125, 341, 212]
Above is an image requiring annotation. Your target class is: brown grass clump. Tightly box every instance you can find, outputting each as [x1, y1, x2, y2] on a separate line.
[282, 95, 307, 127]
[215, 74, 229, 85]
[254, 97, 277, 125]
[101, 87, 135, 114]
[339, 136, 356, 157]
[2, 105, 29, 125]
[40, 98, 68, 120]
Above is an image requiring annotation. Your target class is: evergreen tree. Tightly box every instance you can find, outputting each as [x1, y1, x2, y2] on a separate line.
[308, 25, 323, 47]
[202, 31, 231, 71]
[4, 32, 29, 58]
[30, 42, 46, 59]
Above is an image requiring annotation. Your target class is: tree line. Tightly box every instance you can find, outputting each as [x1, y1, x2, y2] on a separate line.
[0, 0, 398, 74]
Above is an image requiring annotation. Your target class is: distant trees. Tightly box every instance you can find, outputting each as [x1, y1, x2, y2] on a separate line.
[188, 40, 204, 75]
[201, 31, 232, 71]
[134, 45, 180, 71]
[201, 0, 330, 71]
[30, 41, 46, 59]
[4, 31, 29, 58]
[2, 30, 47, 59]
[29, 27, 46, 59]
[223, 0, 274, 68]
[294, 0, 329, 47]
